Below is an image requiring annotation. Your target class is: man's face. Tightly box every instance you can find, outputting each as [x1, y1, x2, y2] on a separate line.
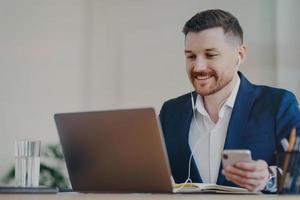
[185, 27, 242, 96]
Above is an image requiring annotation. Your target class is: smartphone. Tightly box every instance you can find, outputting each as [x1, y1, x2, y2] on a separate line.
[222, 149, 252, 169]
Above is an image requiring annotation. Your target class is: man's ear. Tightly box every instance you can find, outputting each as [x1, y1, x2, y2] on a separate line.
[238, 44, 246, 66]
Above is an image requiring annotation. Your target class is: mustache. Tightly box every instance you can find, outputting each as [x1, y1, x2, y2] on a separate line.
[192, 70, 216, 78]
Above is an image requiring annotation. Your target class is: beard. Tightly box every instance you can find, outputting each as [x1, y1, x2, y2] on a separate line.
[191, 70, 233, 96]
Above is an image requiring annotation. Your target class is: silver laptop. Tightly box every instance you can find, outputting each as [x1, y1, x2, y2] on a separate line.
[54, 108, 174, 193]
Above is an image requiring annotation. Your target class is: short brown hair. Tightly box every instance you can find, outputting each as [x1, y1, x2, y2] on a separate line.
[182, 9, 243, 44]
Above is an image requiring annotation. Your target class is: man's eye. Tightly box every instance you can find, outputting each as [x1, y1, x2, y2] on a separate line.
[187, 55, 196, 60]
[206, 54, 218, 59]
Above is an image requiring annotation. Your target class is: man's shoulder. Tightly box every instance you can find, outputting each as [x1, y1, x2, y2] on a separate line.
[159, 92, 192, 115]
[252, 84, 297, 103]
[161, 92, 191, 107]
[240, 72, 297, 103]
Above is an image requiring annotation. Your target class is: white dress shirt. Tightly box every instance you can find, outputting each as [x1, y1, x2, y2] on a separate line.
[188, 76, 240, 183]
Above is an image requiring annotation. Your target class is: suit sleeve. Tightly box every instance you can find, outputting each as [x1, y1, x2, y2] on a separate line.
[275, 91, 300, 144]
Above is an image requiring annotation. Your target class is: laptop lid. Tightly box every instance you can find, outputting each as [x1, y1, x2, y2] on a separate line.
[54, 108, 173, 193]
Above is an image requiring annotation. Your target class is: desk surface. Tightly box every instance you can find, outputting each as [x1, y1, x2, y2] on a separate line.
[0, 193, 299, 200]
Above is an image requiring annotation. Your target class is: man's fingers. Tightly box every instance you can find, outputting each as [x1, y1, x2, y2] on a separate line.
[234, 162, 256, 171]
[224, 165, 265, 179]
[235, 160, 268, 171]
[223, 170, 261, 186]
[222, 159, 270, 192]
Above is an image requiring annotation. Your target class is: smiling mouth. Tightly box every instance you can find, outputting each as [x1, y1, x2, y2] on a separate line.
[194, 75, 213, 80]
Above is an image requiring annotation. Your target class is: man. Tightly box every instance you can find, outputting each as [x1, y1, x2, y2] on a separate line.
[159, 9, 300, 192]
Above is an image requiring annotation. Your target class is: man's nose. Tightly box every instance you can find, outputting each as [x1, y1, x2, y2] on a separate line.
[194, 58, 207, 71]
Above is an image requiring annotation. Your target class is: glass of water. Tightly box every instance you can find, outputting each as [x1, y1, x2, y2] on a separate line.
[15, 140, 41, 187]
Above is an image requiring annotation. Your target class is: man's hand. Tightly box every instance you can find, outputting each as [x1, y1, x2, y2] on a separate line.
[222, 160, 269, 192]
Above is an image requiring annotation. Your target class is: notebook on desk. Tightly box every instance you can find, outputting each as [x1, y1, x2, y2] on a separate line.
[54, 108, 256, 194]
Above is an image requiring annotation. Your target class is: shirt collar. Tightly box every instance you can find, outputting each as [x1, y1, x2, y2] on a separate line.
[195, 75, 241, 117]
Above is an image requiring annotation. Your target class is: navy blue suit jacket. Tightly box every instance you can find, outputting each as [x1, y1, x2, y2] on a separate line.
[159, 72, 300, 187]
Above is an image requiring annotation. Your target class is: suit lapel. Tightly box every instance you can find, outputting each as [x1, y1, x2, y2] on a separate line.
[217, 72, 256, 185]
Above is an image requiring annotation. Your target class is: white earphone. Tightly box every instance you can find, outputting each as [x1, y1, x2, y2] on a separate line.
[191, 92, 195, 111]
[237, 55, 241, 67]
[174, 91, 204, 190]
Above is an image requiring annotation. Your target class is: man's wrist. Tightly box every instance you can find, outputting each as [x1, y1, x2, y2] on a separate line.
[263, 166, 277, 192]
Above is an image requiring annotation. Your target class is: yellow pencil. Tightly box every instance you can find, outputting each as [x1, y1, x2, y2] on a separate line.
[287, 128, 296, 151]
[279, 128, 296, 192]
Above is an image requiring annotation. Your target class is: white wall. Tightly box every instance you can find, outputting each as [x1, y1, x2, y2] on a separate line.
[276, 0, 300, 101]
[0, 0, 88, 178]
[86, 0, 193, 111]
[0, 0, 299, 180]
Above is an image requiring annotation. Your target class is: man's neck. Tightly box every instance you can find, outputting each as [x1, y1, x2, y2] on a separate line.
[203, 74, 238, 123]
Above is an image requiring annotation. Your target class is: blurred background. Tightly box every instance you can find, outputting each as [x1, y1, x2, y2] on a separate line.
[0, 0, 299, 186]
